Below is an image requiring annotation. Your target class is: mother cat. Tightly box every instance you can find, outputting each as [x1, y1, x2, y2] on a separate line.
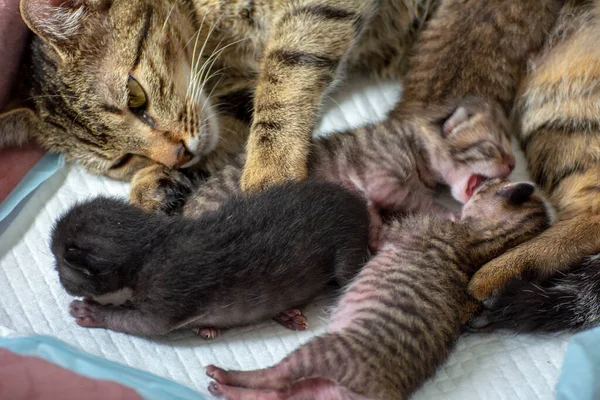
[1, 0, 552, 194]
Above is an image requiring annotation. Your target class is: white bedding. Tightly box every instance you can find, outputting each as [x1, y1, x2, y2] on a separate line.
[0, 78, 571, 399]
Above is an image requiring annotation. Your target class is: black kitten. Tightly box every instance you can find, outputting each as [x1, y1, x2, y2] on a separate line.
[51, 182, 370, 339]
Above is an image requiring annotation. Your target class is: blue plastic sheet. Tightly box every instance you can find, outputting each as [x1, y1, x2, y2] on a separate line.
[0, 152, 64, 222]
[0, 336, 205, 400]
[556, 327, 600, 400]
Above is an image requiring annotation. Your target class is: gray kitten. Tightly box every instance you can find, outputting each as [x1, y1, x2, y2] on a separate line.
[52, 182, 369, 339]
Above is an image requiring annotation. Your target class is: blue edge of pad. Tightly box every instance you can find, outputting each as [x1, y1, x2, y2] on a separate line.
[0, 335, 205, 400]
[0, 153, 64, 222]
[555, 326, 600, 400]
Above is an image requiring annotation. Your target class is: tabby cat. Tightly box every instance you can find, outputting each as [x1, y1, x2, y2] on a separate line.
[204, 178, 551, 400]
[466, 0, 600, 333]
[1, 0, 431, 185]
[146, 97, 513, 252]
[1, 0, 556, 197]
[134, 0, 560, 219]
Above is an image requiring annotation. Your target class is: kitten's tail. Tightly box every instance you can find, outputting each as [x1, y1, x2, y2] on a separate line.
[471, 256, 600, 332]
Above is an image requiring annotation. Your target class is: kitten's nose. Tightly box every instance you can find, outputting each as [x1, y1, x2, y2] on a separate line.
[147, 142, 191, 169]
[501, 153, 516, 177]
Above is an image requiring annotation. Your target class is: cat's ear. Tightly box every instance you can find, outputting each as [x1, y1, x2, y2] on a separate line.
[442, 105, 472, 137]
[20, 0, 111, 58]
[0, 104, 39, 147]
[64, 246, 95, 276]
[496, 182, 535, 205]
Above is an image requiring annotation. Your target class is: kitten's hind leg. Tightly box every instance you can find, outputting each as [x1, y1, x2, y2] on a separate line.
[69, 299, 172, 336]
[209, 377, 366, 400]
[273, 309, 308, 331]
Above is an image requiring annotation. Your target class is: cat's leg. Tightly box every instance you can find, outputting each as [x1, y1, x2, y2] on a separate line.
[192, 327, 221, 340]
[69, 299, 173, 336]
[468, 215, 600, 301]
[240, 0, 377, 191]
[209, 377, 366, 400]
[129, 164, 196, 214]
[394, 0, 557, 114]
[128, 153, 243, 215]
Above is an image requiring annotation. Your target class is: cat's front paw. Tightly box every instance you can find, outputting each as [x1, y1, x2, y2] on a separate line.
[69, 299, 106, 328]
[468, 255, 520, 301]
[130, 164, 194, 214]
[241, 152, 307, 192]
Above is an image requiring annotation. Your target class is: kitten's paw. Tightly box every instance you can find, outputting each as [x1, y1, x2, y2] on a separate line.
[465, 312, 493, 332]
[241, 153, 307, 192]
[69, 300, 105, 328]
[274, 309, 307, 331]
[208, 381, 278, 399]
[192, 327, 221, 340]
[130, 164, 194, 214]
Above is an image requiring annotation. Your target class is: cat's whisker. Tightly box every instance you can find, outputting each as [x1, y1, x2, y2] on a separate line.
[203, 76, 225, 113]
[196, 69, 225, 106]
[188, 17, 224, 100]
[186, 13, 209, 98]
[26, 94, 80, 101]
[161, 3, 176, 34]
[197, 38, 247, 86]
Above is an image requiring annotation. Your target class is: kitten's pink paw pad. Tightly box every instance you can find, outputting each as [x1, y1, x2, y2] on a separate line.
[206, 365, 230, 384]
[193, 327, 220, 339]
[274, 309, 307, 331]
[69, 300, 103, 328]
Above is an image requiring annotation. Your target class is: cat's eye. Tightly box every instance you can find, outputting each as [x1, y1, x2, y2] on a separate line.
[127, 76, 147, 109]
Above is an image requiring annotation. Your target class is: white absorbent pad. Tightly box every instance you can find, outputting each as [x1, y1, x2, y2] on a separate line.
[0, 78, 571, 399]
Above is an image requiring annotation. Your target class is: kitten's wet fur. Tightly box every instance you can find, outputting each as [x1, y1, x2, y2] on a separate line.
[52, 182, 370, 338]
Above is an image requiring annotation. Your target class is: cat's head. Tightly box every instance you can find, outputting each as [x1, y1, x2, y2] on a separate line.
[460, 178, 550, 241]
[4, 0, 221, 178]
[51, 196, 156, 297]
[426, 96, 516, 203]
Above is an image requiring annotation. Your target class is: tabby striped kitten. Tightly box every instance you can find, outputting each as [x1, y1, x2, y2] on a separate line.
[466, 1, 600, 333]
[137, 96, 515, 249]
[205, 178, 551, 400]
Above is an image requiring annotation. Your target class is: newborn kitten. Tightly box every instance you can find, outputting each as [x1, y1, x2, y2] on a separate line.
[52, 182, 369, 339]
[142, 96, 514, 249]
[205, 178, 550, 400]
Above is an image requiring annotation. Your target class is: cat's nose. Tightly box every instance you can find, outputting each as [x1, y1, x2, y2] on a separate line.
[506, 154, 516, 173]
[500, 152, 516, 177]
[147, 142, 191, 168]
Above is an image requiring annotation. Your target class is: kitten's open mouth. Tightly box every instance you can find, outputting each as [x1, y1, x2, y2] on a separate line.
[465, 175, 485, 199]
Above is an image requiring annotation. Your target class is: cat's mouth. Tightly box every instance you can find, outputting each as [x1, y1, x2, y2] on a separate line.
[465, 174, 485, 199]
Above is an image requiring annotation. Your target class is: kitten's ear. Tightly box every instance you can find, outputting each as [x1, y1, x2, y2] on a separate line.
[64, 246, 94, 276]
[442, 105, 471, 137]
[497, 183, 535, 205]
[0, 104, 39, 147]
[20, 0, 111, 58]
